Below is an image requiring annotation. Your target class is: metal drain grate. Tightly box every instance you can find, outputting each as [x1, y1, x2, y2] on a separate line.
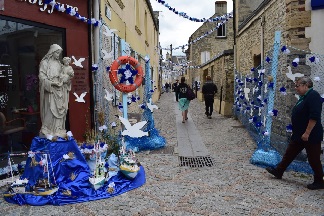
[179, 156, 214, 167]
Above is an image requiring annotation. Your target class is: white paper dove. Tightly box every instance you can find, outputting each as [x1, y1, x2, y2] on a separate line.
[73, 92, 87, 103]
[101, 49, 114, 60]
[104, 88, 114, 101]
[72, 56, 85, 68]
[147, 98, 158, 113]
[102, 25, 118, 37]
[286, 65, 304, 81]
[116, 115, 148, 138]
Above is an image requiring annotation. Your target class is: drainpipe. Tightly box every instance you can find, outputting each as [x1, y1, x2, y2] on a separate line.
[93, 0, 100, 65]
[260, 16, 264, 67]
[260, 16, 265, 101]
[93, 0, 100, 131]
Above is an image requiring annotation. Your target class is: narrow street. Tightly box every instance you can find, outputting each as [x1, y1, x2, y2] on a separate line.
[1, 92, 324, 215]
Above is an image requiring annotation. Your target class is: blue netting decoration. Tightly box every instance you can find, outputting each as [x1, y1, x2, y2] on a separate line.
[234, 34, 324, 174]
[124, 56, 166, 151]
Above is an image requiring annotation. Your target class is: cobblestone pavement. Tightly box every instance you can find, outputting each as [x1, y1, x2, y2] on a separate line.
[1, 92, 324, 215]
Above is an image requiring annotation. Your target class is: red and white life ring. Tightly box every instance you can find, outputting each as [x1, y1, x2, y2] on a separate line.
[109, 56, 144, 93]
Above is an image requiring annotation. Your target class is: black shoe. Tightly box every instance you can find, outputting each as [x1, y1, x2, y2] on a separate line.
[266, 167, 282, 179]
[205, 112, 208, 116]
[207, 116, 212, 119]
[307, 182, 324, 190]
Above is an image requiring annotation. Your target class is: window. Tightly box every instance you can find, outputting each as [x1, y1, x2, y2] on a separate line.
[201, 51, 210, 64]
[0, 16, 64, 152]
[216, 23, 226, 37]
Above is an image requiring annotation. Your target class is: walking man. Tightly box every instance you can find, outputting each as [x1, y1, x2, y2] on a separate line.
[165, 82, 170, 93]
[202, 76, 217, 119]
[172, 79, 179, 102]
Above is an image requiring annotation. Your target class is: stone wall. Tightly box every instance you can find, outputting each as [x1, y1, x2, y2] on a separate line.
[189, 18, 234, 84]
[236, 0, 312, 142]
[236, 0, 287, 74]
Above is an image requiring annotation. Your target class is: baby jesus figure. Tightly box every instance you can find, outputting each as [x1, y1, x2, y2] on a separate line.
[62, 57, 74, 84]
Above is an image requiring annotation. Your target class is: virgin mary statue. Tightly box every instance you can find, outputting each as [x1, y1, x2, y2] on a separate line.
[39, 44, 70, 137]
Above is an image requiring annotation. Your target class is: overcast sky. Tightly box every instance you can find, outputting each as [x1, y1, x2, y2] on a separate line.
[150, 0, 233, 57]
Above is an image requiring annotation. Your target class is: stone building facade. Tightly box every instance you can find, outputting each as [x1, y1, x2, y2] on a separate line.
[187, 1, 234, 116]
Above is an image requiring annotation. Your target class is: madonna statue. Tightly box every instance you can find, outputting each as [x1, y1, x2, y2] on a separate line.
[39, 44, 73, 138]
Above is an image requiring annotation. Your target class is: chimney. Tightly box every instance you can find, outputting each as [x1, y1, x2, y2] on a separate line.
[215, 1, 227, 16]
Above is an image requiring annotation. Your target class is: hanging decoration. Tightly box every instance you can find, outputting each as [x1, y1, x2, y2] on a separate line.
[109, 56, 144, 93]
[292, 57, 299, 67]
[309, 56, 320, 63]
[73, 92, 87, 103]
[72, 56, 85, 68]
[160, 18, 230, 52]
[286, 65, 304, 81]
[115, 115, 148, 138]
[103, 88, 114, 101]
[155, 0, 232, 23]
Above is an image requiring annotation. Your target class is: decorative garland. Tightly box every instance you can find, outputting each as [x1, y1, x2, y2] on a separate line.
[155, 0, 232, 23]
[160, 18, 231, 52]
[42, 0, 101, 27]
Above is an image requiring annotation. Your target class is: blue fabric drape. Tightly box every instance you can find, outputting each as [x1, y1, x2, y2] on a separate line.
[4, 137, 145, 206]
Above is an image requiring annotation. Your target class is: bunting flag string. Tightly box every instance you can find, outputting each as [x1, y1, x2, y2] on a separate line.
[43, 0, 101, 27]
[159, 18, 231, 52]
[155, 0, 233, 23]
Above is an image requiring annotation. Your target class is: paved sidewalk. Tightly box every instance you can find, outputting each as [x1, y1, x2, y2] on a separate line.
[175, 104, 209, 158]
[1, 92, 324, 215]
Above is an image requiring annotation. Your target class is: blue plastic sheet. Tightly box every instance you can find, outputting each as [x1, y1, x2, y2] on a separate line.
[4, 137, 146, 206]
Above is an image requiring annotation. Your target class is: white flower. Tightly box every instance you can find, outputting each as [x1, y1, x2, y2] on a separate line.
[144, 56, 150, 62]
[314, 77, 320, 81]
[28, 151, 35, 158]
[108, 182, 115, 188]
[63, 154, 70, 160]
[67, 131, 73, 137]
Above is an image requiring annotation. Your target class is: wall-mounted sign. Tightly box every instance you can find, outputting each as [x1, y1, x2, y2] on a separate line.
[0, 0, 4, 11]
[105, 5, 112, 20]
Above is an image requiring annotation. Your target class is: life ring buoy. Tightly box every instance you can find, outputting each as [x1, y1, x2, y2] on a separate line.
[109, 56, 144, 93]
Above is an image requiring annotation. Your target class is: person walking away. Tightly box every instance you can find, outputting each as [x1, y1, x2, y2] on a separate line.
[266, 77, 324, 190]
[165, 82, 170, 93]
[202, 76, 217, 119]
[176, 77, 190, 123]
[172, 79, 179, 101]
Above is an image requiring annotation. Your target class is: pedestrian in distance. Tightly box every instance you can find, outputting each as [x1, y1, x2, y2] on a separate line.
[165, 82, 170, 93]
[202, 75, 217, 119]
[176, 77, 190, 123]
[266, 77, 324, 190]
[172, 79, 179, 102]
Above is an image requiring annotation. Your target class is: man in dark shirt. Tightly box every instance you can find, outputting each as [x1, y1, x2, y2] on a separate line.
[202, 76, 217, 119]
[172, 79, 179, 102]
[266, 77, 324, 190]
